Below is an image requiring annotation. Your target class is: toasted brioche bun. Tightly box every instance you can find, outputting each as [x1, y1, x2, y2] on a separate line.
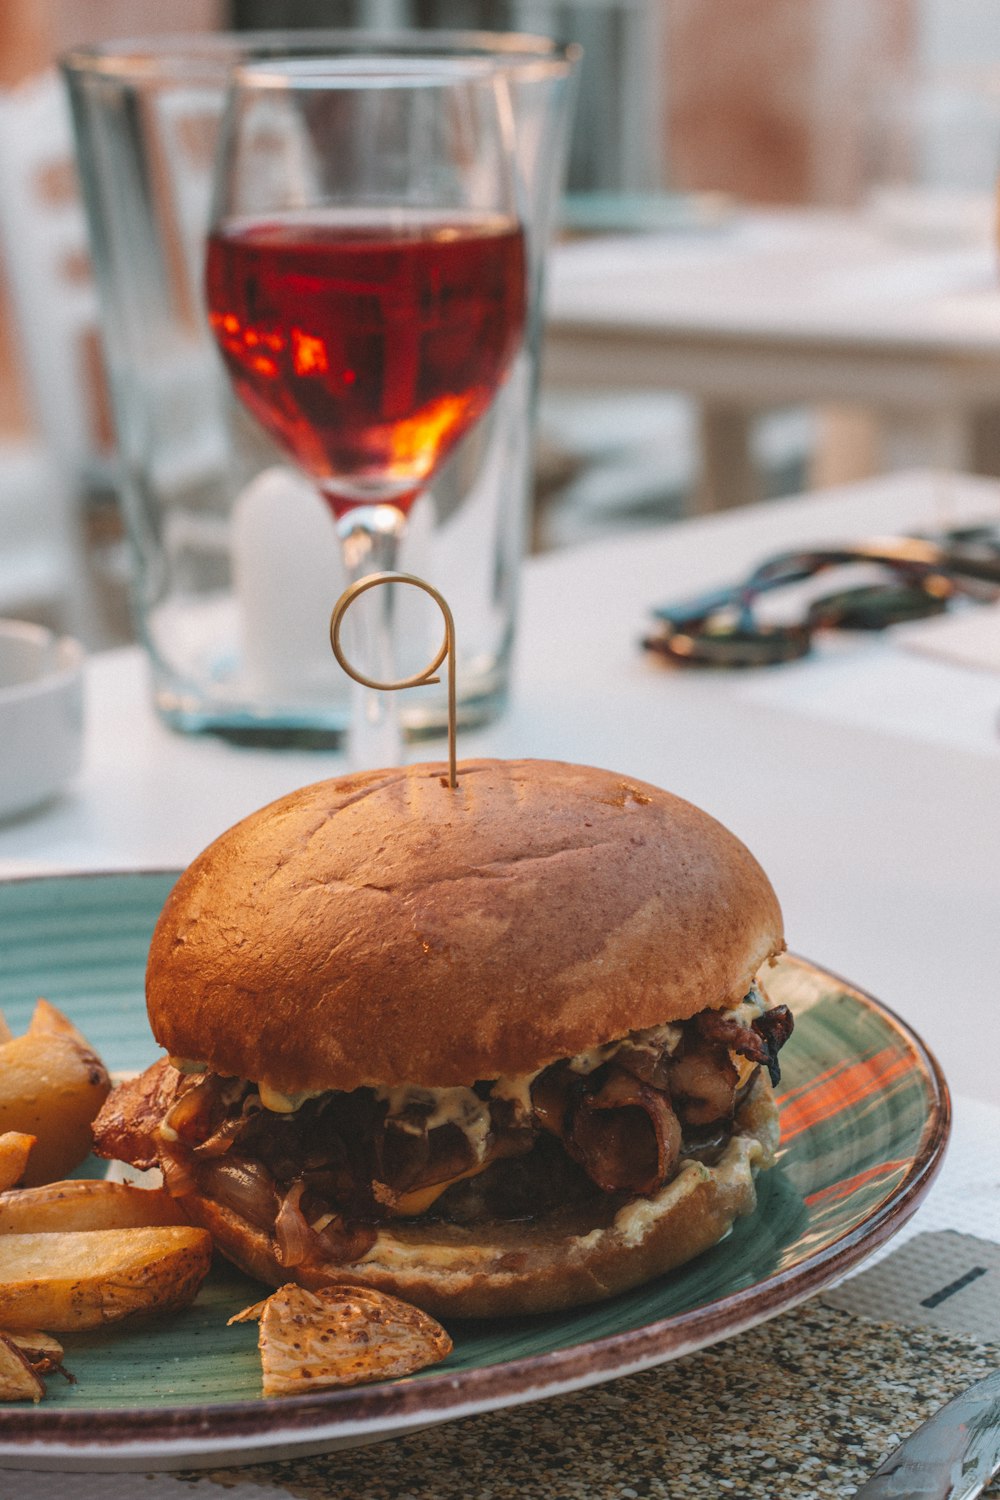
[178, 1076, 779, 1319]
[148, 759, 784, 1095]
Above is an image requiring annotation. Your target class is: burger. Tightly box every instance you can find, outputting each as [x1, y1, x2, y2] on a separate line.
[94, 758, 792, 1318]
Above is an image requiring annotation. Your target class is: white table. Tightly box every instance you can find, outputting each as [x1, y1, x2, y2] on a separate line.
[543, 207, 1000, 509]
[2, 468, 999, 1111]
[3, 467, 1000, 1486]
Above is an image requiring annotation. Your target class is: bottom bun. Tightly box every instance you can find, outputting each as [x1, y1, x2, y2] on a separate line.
[181, 1078, 780, 1320]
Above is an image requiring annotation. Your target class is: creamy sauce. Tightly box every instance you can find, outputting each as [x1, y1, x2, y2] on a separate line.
[725, 983, 767, 1031]
[491, 1070, 539, 1117]
[168, 987, 766, 1133]
[431, 1016, 688, 1126]
[612, 1133, 763, 1248]
[257, 1082, 320, 1114]
[567, 1020, 685, 1077]
[375, 1084, 491, 1163]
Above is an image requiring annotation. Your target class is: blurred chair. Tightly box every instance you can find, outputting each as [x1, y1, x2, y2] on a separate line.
[0, 71, 113, 493]
[232, 0, 690, 543]
[813, 60, 1000, 491]
[0, 71, 122, 640]
[409, 0, 665, 192]
[0, 441, 76, 627]
[231, 0, 665, 191]
[866, 64, 1000, 200]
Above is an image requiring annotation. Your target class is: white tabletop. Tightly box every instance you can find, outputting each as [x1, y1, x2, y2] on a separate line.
[2, 469, 999, 1109]
[546, 204, 1000, 352]
[542, 207, 1000, 510]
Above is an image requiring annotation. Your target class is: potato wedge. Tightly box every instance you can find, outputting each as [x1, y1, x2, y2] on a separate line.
[5, 1330, 65, 1375]
[0, 1134, 35, 1193]
[0, 1226, 212, 1332]
[0, 1180, 189, 1236]
[0, 1025, 111, 1184]
[0, 1011, 12, 1047]
[231, 1283, 453, 1397]
[0, 1333, 44, 1402]
[26, 999, 92, 1047]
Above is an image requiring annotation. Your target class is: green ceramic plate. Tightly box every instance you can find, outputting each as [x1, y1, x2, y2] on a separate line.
[0, 872, 949, 1472]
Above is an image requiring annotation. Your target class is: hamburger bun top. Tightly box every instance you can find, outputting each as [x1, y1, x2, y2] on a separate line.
[147, 758, 784, 1093]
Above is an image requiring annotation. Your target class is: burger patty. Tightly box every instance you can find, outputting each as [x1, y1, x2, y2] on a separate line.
[93, 995, 792, 1272]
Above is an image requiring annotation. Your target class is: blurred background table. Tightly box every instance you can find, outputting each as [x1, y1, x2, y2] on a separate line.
[544, 203, 1000, 512]
[2, 467, 999, 1108]
[6, 4, 1000, 627]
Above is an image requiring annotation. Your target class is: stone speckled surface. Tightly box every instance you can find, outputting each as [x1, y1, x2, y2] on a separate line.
[178, 1302, 1000, 1499]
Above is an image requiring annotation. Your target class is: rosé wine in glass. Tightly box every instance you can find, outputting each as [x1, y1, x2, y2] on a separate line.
[206, 209, 526, 518]
[207, 57, 526, 768]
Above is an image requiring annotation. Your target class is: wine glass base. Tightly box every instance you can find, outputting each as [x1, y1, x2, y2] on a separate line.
[153, 675, 510, 749]
[401, 679, 510, 740]
[155, 698, 348, 750]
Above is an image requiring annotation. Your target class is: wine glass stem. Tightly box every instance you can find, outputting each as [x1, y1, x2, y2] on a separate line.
[335, 503, 409, 771]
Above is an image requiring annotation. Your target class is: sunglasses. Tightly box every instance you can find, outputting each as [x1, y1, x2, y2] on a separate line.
[643, 528, 1000, 669]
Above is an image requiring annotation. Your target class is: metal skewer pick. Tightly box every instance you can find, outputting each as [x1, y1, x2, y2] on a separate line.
[329, 572, 458, 789]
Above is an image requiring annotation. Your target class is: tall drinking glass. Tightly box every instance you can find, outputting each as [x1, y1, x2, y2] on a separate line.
[63, 33, 577, 746]
[205, 57, 527, 767]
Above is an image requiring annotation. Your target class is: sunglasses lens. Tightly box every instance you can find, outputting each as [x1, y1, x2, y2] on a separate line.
[644, 622, 812, 668]
[806, 581, 950, 631]
[943, 524, 1000, 548]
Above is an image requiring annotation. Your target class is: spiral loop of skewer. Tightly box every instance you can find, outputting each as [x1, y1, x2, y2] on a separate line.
[329, 572, 458, 788]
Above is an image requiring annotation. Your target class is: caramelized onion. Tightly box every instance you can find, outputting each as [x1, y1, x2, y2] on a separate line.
[695, 1010, 770, 1063]
[753, 1004, 794, 1085]
[612, 1041, 672, 1091]
[530, 1063, 581, 1137]
[158, 1141, 198, 1199]
[313, 1215, 378, 1264]
[163, 1077, 219, 1144]
[669, 1042, 739, 1127]
[275, 1181, 312, 1267]
[198, 1157, 278, 1231]
[92, 1057, 196, 1171]
[192, 1116, 246, 1159]
[571, 1066, 681, 1194]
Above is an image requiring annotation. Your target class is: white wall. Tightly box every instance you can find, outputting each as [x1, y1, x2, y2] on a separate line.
[894, 0, 1000, 190]
[919, 0, 1000, 67]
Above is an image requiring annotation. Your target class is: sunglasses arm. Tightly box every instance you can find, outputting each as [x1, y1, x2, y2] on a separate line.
[651, 536, 1000, 634]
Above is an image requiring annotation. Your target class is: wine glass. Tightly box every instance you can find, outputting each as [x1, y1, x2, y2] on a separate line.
[205, 56, 527, 766]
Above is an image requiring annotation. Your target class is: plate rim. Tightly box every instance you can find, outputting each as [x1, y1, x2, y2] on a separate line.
[0, 869, 951, 1460]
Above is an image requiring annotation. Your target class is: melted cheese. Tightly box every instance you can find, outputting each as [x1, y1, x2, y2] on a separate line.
[391, 1161, 490, 1217]
[371, 1004, 757, 1220]
[357, 1107, 775, 1273]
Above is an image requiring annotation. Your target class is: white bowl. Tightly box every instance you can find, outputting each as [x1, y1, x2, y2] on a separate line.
[0, 620, 84, 821]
